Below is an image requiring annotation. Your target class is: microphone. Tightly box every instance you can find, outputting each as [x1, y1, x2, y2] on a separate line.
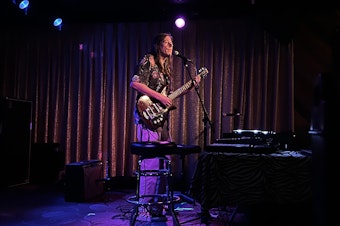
[222, 112, 241, 117]
[173, 50, 192, 62]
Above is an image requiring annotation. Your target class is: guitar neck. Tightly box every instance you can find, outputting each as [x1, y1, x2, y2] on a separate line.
[168, 80, 194, 100]
[167, 67, 208, 100]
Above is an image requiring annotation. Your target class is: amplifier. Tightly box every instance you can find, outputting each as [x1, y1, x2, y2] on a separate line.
[64, 160, 104, 202]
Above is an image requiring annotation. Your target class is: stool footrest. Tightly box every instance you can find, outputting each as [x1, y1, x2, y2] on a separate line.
[126, 194, 180, 206]
[135, 169, 171, 176]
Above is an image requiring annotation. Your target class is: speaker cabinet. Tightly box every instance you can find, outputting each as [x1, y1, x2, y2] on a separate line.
[0, 97, 32, 187]
[64, 160, 104, 202]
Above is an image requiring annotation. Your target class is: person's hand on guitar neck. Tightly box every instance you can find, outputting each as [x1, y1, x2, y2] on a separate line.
[180, 74, 202, 96]
[193, 74, 201, 88]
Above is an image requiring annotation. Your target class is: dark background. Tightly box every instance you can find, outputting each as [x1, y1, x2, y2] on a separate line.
[0, 1, 337, 223]
[2, 1, 339, 135]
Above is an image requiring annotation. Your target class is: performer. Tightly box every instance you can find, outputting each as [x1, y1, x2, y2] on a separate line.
[130, 32, 201, 221]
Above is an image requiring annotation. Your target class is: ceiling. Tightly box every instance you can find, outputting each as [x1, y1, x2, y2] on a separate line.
[1, 0, 339, 46]
[1, 0, 312, 24]
[0, 0, 233, 22]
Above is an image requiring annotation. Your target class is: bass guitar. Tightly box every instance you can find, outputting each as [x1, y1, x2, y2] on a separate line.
[137, 67, 208, 131]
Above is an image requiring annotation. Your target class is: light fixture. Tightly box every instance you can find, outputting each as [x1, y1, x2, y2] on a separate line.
[18, 0, 29, 15]
[53, 18, 63, 31]
[175, 16, 186, 29]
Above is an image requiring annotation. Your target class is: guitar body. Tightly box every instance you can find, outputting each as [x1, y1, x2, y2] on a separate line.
[136, 95, 174, 131]
[136, 67, 208, 131]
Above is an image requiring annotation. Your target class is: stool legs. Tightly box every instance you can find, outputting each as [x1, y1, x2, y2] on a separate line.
[167, 158, 180, 226]
[129, 158, 142, 225]
[127, 156, 180, 226]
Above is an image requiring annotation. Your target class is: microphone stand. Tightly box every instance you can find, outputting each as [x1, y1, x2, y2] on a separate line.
[176, 58, 213, 224]
[182, 59, 212, 149]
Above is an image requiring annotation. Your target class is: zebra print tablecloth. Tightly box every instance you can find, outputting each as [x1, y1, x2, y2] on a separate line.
[189, 150, 312, 219]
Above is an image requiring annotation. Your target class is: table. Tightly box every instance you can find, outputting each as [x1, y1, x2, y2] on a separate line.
[189, 150, 312, 223]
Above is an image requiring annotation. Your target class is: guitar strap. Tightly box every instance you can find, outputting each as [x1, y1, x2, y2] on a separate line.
[149, 54, 171, 94]
[148, 54, 155, 67]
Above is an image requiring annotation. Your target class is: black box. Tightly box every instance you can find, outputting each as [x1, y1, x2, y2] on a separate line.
[30, 143, 65, 184]
[64, 160, 104, 202]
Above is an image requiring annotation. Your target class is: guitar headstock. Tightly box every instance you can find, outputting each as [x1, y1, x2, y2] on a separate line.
[198, 67, 209, 79]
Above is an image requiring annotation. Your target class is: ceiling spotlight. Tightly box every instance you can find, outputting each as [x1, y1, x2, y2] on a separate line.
[175, 16, 186, 29]
[19, 0, 29, 9]
[18, 0, 29, 15]
[53, 18, 63, 31]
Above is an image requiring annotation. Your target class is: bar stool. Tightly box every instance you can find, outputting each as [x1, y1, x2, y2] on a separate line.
[126, 141, 181, 226]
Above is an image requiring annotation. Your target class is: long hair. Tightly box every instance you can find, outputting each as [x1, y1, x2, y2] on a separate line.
[151, 32, 173, 80]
